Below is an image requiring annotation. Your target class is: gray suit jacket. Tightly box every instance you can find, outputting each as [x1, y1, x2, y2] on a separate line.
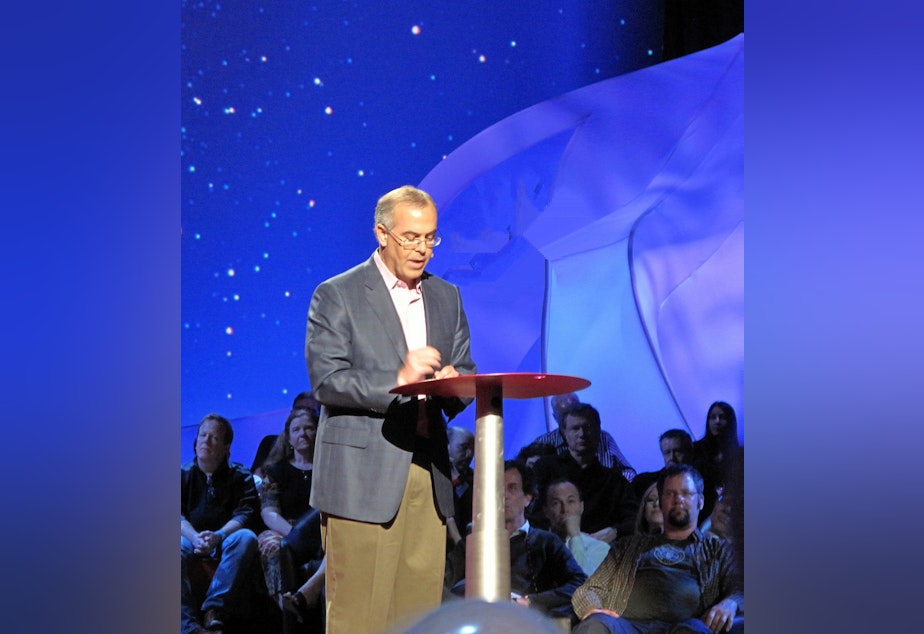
[306, 255, 477, 523]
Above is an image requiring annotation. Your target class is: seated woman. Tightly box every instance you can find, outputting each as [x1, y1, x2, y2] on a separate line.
[693, 400, 742, 499]
[257, 407, 325, 629]
[634, 481, 663, 535]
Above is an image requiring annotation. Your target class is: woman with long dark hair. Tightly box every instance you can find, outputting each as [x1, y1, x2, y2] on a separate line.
[693, 401, 741, 496]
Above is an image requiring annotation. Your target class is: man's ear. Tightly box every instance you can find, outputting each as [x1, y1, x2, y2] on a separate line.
[697, 494, 705, 511]
[374, 225, 388, 248]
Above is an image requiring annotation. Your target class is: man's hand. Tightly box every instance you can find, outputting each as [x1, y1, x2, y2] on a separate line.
[590, 526, 618, 543]
[433, 364, 459, 380]
[701, 598, 737, 633]
[510, 592, 530, 608]
[193, 530, 220, 556]
[397, 346, 442, 385]
[562, 513, 582, 538]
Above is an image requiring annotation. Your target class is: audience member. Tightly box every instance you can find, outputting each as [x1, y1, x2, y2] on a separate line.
[249, 433, 277, 493]
[632, 428, 717, 524]
[543, 478, 611, 576]
[256, 407, 325, 629]
[530, 403, 638, 543]
[703, 497, 733, 542]
[693, 403, 743, 539]
[305, 184, 477, 634]
[181, 414, 260, 634]
[571, 464, 743, 634]
[446, 426, 475, 547]
[251, 393, 319, 486]
[291, 390, 321, 415]
[631, 429, 695, 498]
[516, 439, 558, 469]
[530, 393, 636, 479]
[634, 482, 664, 535]
[445, 460, 587, 620]
[725, 448, 745, 570]
[702, 447, 744, 559]
[693, 401, 742, 498]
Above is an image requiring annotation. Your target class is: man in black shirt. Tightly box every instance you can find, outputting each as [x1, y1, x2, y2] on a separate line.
[181, 414, 260, 634]
[530, 404, 638, 543]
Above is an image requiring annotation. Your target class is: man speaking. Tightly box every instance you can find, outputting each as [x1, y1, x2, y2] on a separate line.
[305, 185, 477, 634]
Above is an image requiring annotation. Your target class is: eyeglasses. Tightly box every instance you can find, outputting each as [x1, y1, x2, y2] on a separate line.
[382, 226, 442, 250]
[661, 489, 700, 501]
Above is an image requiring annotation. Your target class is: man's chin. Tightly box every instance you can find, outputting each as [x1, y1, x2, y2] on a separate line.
[666, 511, 691, 529]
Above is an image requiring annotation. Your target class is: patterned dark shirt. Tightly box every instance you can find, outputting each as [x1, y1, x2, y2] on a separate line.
[532, 427, 636, 480]
[572, 529, 743, 621]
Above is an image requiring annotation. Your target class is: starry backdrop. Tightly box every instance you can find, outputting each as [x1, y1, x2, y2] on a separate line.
[181, 1, 667, 428]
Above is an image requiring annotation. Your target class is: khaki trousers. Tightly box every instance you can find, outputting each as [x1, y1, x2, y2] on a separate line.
[323, 464, 446, 634]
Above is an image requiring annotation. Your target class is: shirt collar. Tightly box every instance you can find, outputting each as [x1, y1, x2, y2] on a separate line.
[373, 249, 421, 293]
[661, 528, 704, 544]
[511, 520, 531, 539]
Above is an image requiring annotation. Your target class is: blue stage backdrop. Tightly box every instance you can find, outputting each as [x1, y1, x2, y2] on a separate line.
[181, 2, 742, 473]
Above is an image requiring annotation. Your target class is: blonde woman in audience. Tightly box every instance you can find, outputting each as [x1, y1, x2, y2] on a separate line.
[634, 482, 663, 535]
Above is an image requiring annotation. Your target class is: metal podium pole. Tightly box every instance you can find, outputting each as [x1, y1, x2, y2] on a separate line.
[466, 380, 509, 601]
[390, 373, 589, 605]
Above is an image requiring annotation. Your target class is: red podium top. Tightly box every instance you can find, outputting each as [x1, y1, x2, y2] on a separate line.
[389, 372, 590, 400]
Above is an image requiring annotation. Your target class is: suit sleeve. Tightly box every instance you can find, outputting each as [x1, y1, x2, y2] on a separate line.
[306, 280, 403, 414]
[527, 533, 588, 618]
[438, 284, 477, 420]
[571, 541, 623, 618]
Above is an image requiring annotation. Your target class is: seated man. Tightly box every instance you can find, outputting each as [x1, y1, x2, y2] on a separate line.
[530, 403, 638, 543]
[181, 413, 260, 634]
[632, 429, 717, 524]
[543, 478, 611, 576]
[446, 425, 475, 547]
[531, 393, 636, 478]
[631, 429, 695, 497]
[572, 464, 743, 634]
[445, 460, 587, 620]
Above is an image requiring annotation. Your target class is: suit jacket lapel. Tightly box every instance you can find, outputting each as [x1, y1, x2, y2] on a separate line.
[420, 272, 441, 347]
[361, 257, 407, 362]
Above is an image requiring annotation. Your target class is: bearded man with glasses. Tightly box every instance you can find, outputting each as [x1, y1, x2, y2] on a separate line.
[572, 464, 744, 634]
